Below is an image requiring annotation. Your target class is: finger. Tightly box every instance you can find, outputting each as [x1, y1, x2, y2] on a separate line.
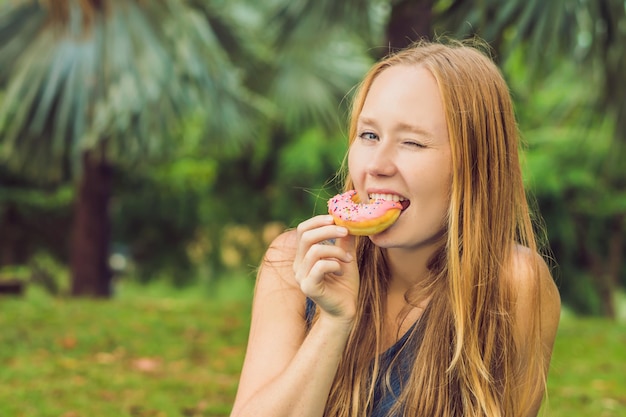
[295, 215, 335, 241]
[293, 243, 351, 284]
[294, 221, 348, 270]
[299, 259, 343, 297]
[299, 226, 348, 251]
[307, 242, 353, 264]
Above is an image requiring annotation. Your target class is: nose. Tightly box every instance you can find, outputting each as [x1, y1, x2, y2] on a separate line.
[366, 142, 397, 177]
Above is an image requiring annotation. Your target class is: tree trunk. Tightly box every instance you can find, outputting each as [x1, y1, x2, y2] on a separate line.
[576, 213, 622, 319]
[605, 214, 625, 315]
[385, 0, 435, 53]
[70, 149, 113, 297]
[0, 203, 25, 266]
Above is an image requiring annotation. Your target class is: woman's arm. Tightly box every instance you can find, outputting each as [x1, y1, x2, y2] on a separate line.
[230, 216, 358, 417]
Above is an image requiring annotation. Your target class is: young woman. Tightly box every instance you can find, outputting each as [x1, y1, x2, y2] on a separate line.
[230, 39, 561, 417]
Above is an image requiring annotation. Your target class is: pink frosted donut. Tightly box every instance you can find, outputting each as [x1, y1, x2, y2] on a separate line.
[327, 190, 402, 236]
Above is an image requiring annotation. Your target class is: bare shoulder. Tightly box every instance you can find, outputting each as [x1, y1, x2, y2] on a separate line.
[508, 245, 561, 348]
[507, 246, 561, 415]
[262, 229, 298, 266]
[257, 229, 299, 291]
[253, 229, 304, 318]
[508, 245, 560, 309]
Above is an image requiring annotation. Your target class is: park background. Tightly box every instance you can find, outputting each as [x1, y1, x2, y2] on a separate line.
[0, 0, 624, 416]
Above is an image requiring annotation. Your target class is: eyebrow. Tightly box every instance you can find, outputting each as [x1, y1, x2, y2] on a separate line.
[357, 116, 434, 139]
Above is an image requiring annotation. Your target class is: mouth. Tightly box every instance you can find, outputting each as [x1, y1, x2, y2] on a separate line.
[368, 193, 411, 211]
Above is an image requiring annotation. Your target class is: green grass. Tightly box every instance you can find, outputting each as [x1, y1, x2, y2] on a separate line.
[0, 279, 254, 417]
[1, 280, 625, 417]
[544, 311, 626, 416]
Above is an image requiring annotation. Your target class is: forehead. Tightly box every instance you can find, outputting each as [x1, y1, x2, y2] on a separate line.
[362, 65, 441, 112]
[358, 65, 447, 139]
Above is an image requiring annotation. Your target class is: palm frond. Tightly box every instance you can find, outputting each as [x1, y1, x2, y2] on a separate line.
[0, 0, 268, 182]
[269, 0, 377, 48]
[268, 27, 372, 135]
[447, 0, 625, 123]
[0, 0, 46, 83]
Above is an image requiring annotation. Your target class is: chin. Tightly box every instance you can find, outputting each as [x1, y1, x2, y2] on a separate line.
[368, 225, 447, 252]
[367, 228, 400, 248]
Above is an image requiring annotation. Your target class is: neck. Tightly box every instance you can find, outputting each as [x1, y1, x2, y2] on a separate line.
[385, 243, 439, 295]
[383, 246, 436, 346]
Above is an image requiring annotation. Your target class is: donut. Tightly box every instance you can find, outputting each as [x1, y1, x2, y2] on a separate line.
[327, 190, 403, 236]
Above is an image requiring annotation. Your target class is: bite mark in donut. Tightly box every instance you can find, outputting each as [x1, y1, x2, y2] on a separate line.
[327, 190, 405, 236]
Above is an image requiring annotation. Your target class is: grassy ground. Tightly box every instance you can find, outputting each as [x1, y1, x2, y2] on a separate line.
[545, 310, 626, 416]
[0, 279, 253, 417]
[1, 279, 625, 417]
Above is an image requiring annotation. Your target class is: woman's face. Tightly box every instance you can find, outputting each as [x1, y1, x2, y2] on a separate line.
[348, 64, 452, 251]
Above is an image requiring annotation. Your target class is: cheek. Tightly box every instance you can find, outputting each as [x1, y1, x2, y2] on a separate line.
[347, 145, 362, 178]
[411, 157, 452, 213]
[420, 179, 450, 214]
[411, 154, 451, 190]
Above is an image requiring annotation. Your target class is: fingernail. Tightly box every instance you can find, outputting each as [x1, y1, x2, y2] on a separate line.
[337, 227, 348, 236]
[345, 252, 353, 262]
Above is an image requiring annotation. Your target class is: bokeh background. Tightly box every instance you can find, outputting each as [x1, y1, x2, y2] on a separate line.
[0, 1, 624, 416]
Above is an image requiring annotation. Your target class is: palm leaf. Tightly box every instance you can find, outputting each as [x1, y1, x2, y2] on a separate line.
[245, 0, 375, 134]
[439, 0, 626, 130]
[269, 27, 372, 134]
[0, 0, 268, 182]
[269, 0, 376, 47]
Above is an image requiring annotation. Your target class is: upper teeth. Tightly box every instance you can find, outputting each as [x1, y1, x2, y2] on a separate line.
[369, 193, 405, 203]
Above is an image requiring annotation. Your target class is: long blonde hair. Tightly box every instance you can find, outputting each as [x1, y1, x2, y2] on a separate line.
[322, 39, 546, 417]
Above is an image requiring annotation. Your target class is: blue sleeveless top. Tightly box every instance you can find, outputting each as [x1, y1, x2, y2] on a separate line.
[305, 298, 423, 417]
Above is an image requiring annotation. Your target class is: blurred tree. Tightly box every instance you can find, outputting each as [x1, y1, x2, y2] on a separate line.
[185, 0, 374, 273]
[208, 0, 440, 233]
[385, 0, 435, 51]
[243, 0, 626, 316]
[441, 0, 626, 317]
[268, 0, 437, 55]
[111, 154, 218, 286]
[507, 54, 626, 317]
[0, 0, 265, 296]
[2, 0, 622, 311]
[0, 165, 73, 267]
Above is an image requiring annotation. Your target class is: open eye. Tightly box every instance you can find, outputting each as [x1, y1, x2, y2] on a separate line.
[359, 131, 379, 141]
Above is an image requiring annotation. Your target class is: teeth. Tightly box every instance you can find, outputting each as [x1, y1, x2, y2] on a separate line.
[368, 193, 405, 203]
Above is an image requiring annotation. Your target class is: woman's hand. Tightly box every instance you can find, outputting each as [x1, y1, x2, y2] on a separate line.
[293, 215, 359, 323]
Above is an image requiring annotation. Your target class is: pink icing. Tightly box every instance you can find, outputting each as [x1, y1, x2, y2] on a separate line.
[327, 190, 402, 222]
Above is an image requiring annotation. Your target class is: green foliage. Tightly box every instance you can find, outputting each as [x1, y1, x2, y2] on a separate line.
[0, 0, 373, 287]
[112, 157, 218, 285]
[0, 0, 266, 182]
[273, 127, 348, 222]
[1, 0, 624, 314]
[442, 0, 626, 309]
[0, 177, 74, 265]
[506, 49, 626, 314]
[266, 31, 372, 134]
[0, 183, 73, 209]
